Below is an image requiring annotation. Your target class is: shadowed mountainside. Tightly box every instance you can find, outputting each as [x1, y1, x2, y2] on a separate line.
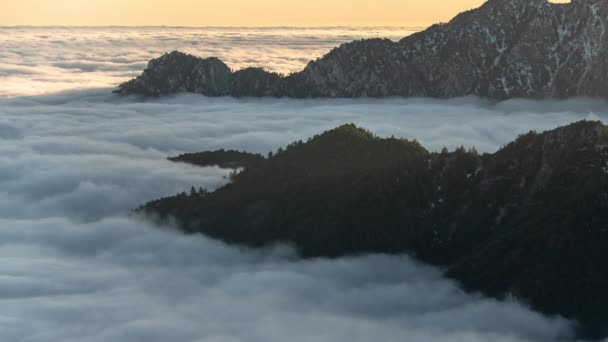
[118, 0, 608, 100]
[140, 121, 608, 339]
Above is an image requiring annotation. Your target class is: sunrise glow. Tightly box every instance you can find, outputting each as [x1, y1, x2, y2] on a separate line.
[1, 0, 505, 27]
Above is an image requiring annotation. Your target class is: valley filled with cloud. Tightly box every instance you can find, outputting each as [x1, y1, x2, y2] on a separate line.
[1, 25, 608, 341]
[1, 88, 606, 341]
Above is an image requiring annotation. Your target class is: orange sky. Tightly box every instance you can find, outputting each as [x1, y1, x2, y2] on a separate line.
[1, 0, 570, 27]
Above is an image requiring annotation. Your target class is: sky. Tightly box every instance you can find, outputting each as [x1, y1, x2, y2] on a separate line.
[0, 0, 535, 27]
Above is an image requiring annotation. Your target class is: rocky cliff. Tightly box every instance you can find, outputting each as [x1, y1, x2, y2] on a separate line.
[117, 0, 608, 100]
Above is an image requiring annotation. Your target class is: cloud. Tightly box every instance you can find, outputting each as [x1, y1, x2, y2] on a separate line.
[0, 216, 573, 342]
[1, 88, 607, 341]
[0, 27, 417, 98]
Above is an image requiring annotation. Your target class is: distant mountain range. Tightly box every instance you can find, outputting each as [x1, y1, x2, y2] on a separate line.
[117, 0, 608, 100]
[140, 120, 608, 340]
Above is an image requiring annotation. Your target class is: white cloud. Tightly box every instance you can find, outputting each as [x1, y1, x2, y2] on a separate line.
[0, 216, 573, 342]
[1, 89, 606, 341]
[0, 27, 417, 98]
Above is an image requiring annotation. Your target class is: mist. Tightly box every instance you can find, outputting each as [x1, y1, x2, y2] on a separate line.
[2, 90, 607, 341]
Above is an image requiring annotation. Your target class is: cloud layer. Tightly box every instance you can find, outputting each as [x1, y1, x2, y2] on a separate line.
[1, 90, 607, 341]
[0, 217, 573, 342]
[0, 27, 418, 98]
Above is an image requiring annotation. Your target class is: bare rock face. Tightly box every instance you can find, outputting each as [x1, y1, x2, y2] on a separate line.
[117, 0, 608, 100]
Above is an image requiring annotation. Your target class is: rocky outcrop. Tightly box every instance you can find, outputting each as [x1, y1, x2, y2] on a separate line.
[117, 53, 233, 96]
[168, 149, 266, 169]
[140, 121, 608, 339]
[117, 0, 608, 100]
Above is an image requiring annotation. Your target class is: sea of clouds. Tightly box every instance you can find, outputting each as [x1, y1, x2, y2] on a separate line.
[2, 88, 608, 341]
[0, 26, 417, 98]
[1, 26, 607, 342]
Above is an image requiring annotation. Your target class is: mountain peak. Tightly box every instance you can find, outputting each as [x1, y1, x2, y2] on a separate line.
[141, 120, 608, 339]
[117, 0, 608, 100]
[115, 50, 232, 96]
[318, 124, 376, 141]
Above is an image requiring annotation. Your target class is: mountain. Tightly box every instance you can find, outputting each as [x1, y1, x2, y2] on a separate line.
[168, 149, 265, 169]
[117, 0, 608, 100]
[140, 121, 608, 339]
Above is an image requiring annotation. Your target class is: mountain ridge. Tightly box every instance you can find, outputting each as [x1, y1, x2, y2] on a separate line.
[117, 0, 608, 100]
[139, 120, 608, 339]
